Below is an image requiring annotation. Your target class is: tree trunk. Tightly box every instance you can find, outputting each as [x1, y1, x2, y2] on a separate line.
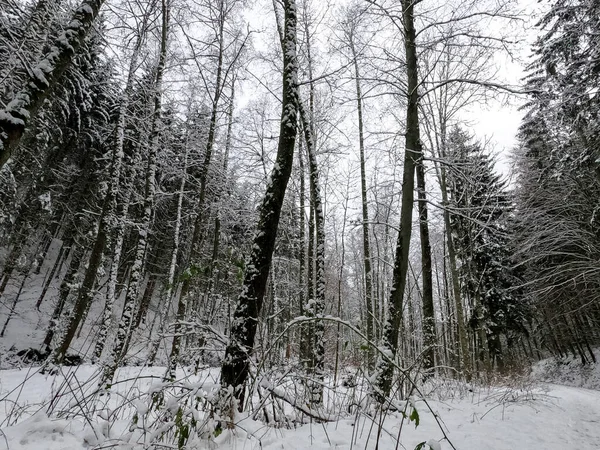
[0, 0, 106, 168]
[297, 140, 307, 363]
[348, 29, 375, 372]
[180, 0, 228, 314]
[90, 17, 147, 363]
[36, 233, 69, 309]
[299, 101, 325, 404]
[134, 275, 156, 329]
[333, 178, 350, 386]
[374, 0, 422, 401]
[162, 136, 191, 380]
[416, 160, 436, 375]
[437, 158, 470, 378]
[42, 242, 85, 353]
[100, 0, 169, 389]
[219, 0, 298, 410]
[51, 214, 107, 363]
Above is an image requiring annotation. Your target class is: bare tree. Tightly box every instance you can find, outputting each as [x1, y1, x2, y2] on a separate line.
[219, 0, 299, 411]
[101, 0, 170, 389]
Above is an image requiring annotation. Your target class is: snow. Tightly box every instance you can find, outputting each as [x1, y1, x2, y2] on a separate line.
[0, 111, 25, 127]
[531, 349, 600, 390]
[80, 4, 94, 15]
[1, 412, 89, 450]
[0, 366, 599, 449]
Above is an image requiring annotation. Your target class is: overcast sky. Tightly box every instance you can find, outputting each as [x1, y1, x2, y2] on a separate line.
[465, 0, 548, 179]
[237, 0, 548, 183]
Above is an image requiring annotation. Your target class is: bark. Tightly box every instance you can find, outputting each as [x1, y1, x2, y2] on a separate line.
[219, 0, 298, 409]
[49, 35, 137, 362]
[416, 160, 436, 374]
[33, 218, 61, 275]
[333, 178, 350, 386]
[304, 186, 315, 366]
[35, 233, 69, 309]
[90, 19, 147, 363]
[374, 0, 422, 401]
[42, 243, 85, 353]
[134, 275, 156, 328]
[162, 134, 190, 380]
[0, 231, 29, 298]
[0, 259, 33, 336]
[436, 146, 470, 378]
[51, 214, 107, 363]
[0, 0, 106, 168]
[181, 0, 228, 307]
[299, 101, 325, 404]
[91, 191, 131, 362]
[297, 140, 308, 364]
[101, 0, 169, 389]
[349, 29, 375, 372]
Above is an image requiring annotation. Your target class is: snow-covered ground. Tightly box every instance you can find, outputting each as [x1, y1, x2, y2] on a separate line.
[531, 349, 600, 390]
[1, 365, 599, 449]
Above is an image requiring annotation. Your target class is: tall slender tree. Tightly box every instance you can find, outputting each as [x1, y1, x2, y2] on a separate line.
[220, 0, 299, 410]
[0, 0, 106, 167]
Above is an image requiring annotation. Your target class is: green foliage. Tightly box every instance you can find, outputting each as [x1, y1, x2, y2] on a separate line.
[447, 127, 530, 361]
[174, 407, 197, 450]
[178, 264, 203, 283]
[414, 442, 437, 450]
[409, 406, 420, 428]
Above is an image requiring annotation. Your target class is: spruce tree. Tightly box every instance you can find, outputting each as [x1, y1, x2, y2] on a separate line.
[447, 128, 528, 371]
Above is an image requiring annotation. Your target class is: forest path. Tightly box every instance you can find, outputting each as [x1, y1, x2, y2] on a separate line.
[539, 383, 600, 446]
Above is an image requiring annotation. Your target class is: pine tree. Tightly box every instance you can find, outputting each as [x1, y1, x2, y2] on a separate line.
[0, 0, 107, 168]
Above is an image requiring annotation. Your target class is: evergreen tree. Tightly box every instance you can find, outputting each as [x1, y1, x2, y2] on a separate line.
[447, 128, 528, 371]
[513, 0, 600, 362]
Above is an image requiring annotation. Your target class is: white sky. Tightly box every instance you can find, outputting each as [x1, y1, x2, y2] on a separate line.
[464, 0, 548, 179]
[235, 0, 548, 186]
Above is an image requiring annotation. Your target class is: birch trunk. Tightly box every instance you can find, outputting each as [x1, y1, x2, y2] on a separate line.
[297, 141, 308, 365]
[299, 101, 325, 405]
[91, 19, 147, 363]
[162, 133, 190, 380]
[101, 0, 169, 389]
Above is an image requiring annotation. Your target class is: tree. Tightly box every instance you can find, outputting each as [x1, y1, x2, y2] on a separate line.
[512, 0, 600, 362]
[341, 4, 376, 372]
[447, 128, 528, 372]
[219, 0, 299, 410]
[371, 0, 423, 401]
[0, 0, 107, 168]
[91, 0, 154, 363]
[101, 0, 170, 389]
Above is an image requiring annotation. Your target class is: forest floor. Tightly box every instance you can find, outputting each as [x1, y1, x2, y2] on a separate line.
[0, 363, 599, 449]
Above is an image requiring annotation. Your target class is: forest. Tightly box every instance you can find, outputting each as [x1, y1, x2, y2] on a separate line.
[1, 0, 600, 448]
